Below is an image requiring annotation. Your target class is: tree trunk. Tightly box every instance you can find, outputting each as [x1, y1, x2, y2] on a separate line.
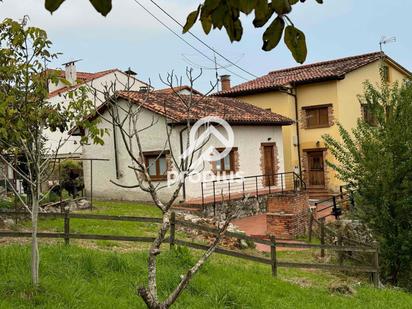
[31, 159, 41, 287]
[138, 212, 171, 308]
[31, 191, 40, 286]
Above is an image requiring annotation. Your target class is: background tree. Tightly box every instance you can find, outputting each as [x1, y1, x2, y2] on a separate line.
[43, 0, 323, 63]
[0, 17, 103, 286]
[323, 80, 412, 290]
[60, 160, 84, 199]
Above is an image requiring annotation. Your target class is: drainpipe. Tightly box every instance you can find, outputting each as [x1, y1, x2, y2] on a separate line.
[112, 114, 120, 179]
[280, 84, 302, 178]
[179, 126, 188, 201]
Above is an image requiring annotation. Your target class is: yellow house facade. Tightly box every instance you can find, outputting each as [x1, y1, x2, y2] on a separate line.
[216, 52, 411, 195]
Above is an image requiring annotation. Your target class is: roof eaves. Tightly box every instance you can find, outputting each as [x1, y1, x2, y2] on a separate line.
[383, 56, 412, 77]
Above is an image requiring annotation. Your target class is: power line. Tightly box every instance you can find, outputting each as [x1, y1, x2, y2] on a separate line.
[131, 0, 249, 81]
[181, 53, 245, 70]
[149, 0, 258, 79]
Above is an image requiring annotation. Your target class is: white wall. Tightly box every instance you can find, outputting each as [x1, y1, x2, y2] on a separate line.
[184, 125, 285, 200]
[45, 71, 146, 157]
[82, 100, 181, 202]
[82, 99, 287, 203]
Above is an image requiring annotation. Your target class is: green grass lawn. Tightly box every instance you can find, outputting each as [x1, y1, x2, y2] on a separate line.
[16, 200, 164, 249]
[17, 201, 322, 260]
[0, 244, 411, 309]
[31, 200, 163, 236]
[2, 200, 411, 308]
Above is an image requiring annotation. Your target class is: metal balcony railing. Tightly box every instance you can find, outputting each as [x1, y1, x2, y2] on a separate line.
[200, 172, 306, 207]
[314, 185, 355, 220]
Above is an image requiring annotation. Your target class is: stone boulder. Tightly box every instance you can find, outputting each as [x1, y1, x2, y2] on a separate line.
[326, 219, 375, 263]
[327, 219, 374, 245]
[179, 213, 254, 250]
[43, 198, 91, 213]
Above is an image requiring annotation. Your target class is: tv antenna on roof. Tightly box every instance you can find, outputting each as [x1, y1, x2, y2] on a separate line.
[379, 36, 396, 52]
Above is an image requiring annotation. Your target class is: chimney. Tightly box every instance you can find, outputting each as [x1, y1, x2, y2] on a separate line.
[220, 75, 231, 92]
[64, 61, 77, 85]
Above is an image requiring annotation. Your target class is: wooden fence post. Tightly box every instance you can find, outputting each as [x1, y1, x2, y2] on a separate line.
[169, 212, 176, 250]
[270, 235, 277, 277]
[320, 217, 325, 258]
[308, 212, 314, 243]
[372, 241, 380, 288]
[64, 210, 70, 246]
[337, 230, 343, 266]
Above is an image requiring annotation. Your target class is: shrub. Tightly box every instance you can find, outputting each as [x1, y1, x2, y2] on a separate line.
[60, 160, 84, 199]
[323, 80, 412, 290]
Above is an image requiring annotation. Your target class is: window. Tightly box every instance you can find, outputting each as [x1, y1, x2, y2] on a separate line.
[215, 148, 237, 173]
[361, 105, 378, 126]
[143, 151, 168, 180]
[303, 105, 331, 128]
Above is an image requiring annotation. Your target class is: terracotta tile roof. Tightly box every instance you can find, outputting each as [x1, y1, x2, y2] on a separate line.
[155, 85, 203, 95]
[215, 52, 402, 96]
[48, 69, 149, 98]
[49, 68, 118, 82]
[48, 69, 118, 98]
[111, 91, 293, 125]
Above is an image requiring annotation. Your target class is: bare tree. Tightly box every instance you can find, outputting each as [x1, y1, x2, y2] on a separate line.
[87, 68, 241, 308]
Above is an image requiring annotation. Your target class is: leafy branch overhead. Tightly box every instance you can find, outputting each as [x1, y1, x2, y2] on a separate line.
[44, 0, 323, 64]
[45, 0, 112, 17]
[183, 0, 323, 63]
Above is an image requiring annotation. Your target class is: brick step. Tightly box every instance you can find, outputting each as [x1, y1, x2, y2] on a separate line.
[307, 187, 335, 200]
[307, 186, 329, 190]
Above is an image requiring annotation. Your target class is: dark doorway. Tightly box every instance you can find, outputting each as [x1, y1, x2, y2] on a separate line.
[307, 151, 325, 187]
[262, 144, 276, 186]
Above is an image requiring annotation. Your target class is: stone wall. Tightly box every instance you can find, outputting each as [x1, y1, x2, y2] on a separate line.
[200, 195, 268, 221]
[266, 192, 309, 239]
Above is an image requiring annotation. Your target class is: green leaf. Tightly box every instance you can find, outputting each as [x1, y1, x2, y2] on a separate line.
[288, 0, 299, 4]
[183, 6, 201, 33]
[45, 0, 65, 13]
[89, 0, 112, 17]
[201, 15, 213, 34]
[284, 25, 307, 63]
[224, 16, 243, 42]
[262, 17, 285, 51]
[253, 0, 271, 27]
[211, 5, 227, 29]
[272, 0, 292, 15]
[239, 0, 256, 14]
[202, 0, 220, 13]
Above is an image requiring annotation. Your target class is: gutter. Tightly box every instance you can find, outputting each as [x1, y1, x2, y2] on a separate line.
[179, 126, 188, 201]
[279, 84, 303, 178]
[112, 113, 120, 179]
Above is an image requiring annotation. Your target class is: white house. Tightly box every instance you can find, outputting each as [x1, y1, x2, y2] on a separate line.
[46, 62, 148, 157]
[75, 91, 294, 203]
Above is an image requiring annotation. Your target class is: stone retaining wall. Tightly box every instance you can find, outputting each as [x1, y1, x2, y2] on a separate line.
[200, 196, 268, 220]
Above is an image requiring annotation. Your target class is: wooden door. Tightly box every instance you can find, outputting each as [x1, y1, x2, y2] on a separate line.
[263, 145, 276, 186]
[307, 151, 325, 187]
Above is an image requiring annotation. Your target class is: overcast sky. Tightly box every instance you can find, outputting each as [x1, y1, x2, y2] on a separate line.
[1, 0, 411, 91]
